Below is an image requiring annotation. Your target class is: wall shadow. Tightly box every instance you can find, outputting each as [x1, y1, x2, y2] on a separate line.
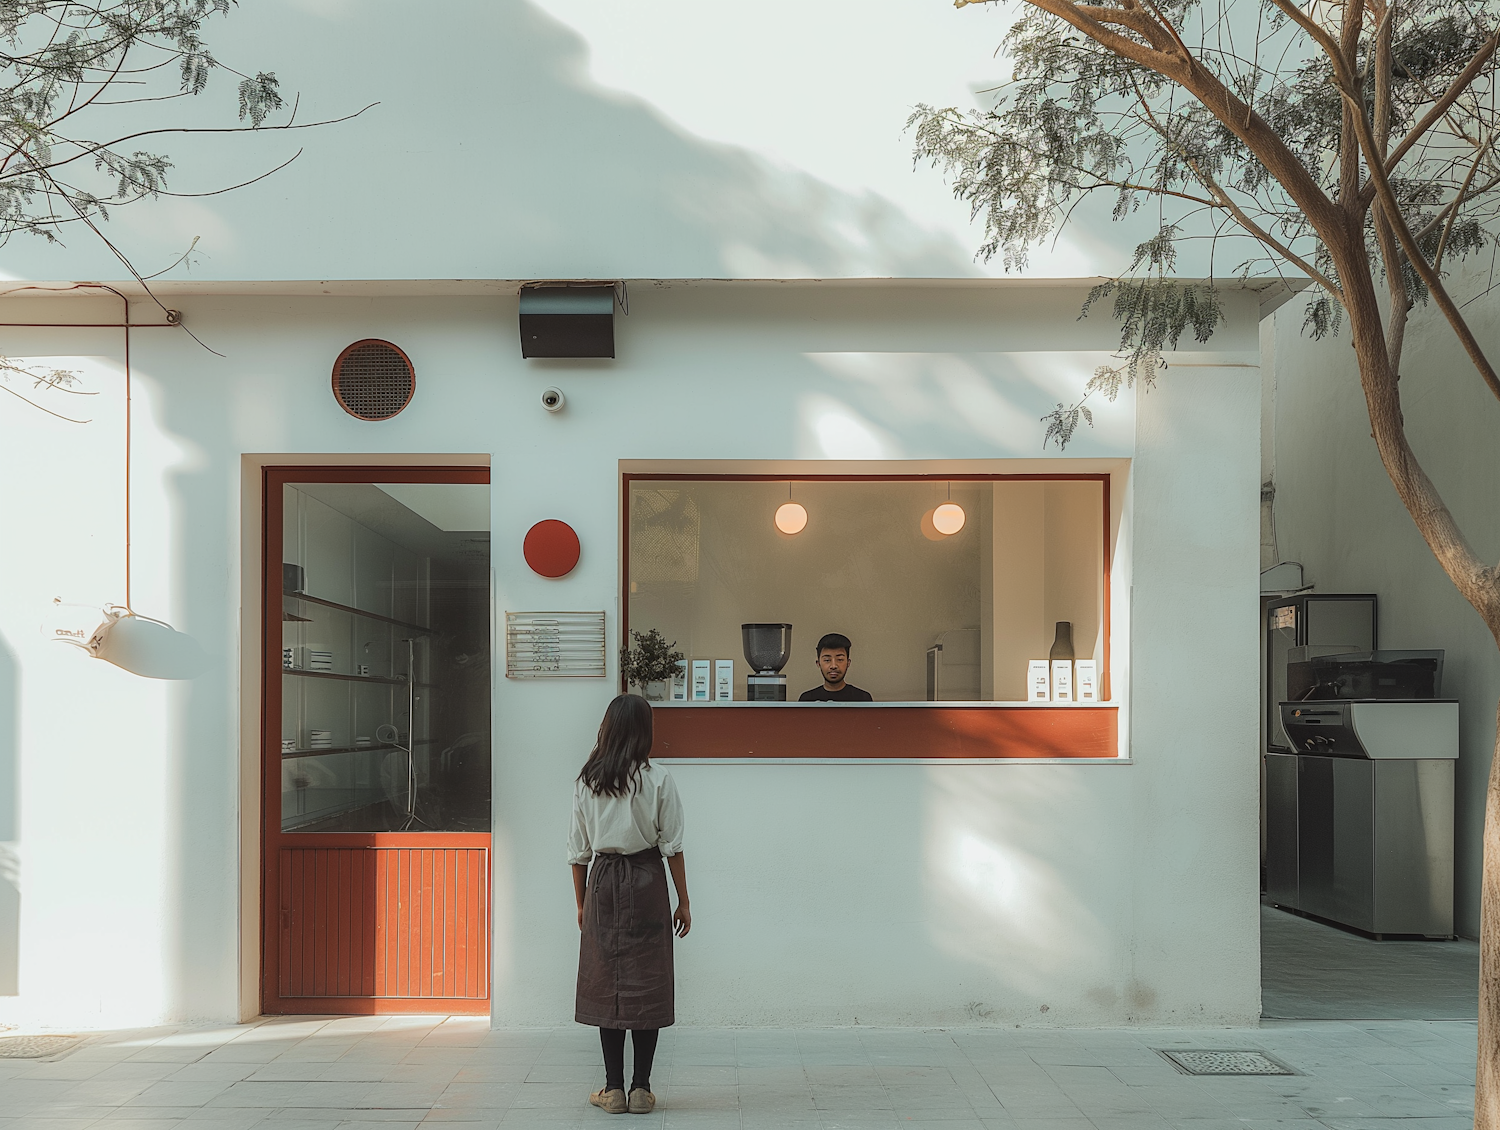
[0, 0, 980, 282]
[0, 629, 19, 996]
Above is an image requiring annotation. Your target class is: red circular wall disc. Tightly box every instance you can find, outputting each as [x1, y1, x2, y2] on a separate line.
[523, 520, 581, 578]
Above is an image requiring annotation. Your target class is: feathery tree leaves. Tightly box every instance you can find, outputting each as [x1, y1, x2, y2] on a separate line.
[0, 1, 289, 249]
[0, 2, 370, 420]
[911, 0, 1500, 445]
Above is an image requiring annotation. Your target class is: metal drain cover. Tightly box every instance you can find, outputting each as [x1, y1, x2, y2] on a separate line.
[0, 1035, 81, 1059]
[1159, 1049, 1296, 1076]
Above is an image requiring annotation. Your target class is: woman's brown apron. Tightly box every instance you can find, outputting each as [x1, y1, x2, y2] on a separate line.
[575, 848, 675, 1029]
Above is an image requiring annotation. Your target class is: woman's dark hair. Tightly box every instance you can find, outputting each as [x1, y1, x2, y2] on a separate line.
[579, 693, 654, 797]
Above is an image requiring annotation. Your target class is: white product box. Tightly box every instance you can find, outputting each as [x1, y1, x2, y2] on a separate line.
[1075, 659, 1098, 702]
[691, 659, 711, 701]
[670, 660, 688, 701]
[1028, 660, 1051, 701]
[714, 659, 734, 701]
[1051, 660, 1074, 703]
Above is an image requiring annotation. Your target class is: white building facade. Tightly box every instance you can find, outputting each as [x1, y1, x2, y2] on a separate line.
[0, 0, 1266, 1030]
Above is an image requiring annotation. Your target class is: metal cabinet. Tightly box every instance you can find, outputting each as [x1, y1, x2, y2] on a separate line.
[1264, 751, 1453, 937]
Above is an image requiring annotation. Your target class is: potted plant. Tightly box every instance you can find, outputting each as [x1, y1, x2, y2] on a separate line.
[619, 628, 684, 701]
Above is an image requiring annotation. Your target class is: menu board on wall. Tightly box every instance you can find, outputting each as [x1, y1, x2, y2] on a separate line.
[505, 611, 607, 678]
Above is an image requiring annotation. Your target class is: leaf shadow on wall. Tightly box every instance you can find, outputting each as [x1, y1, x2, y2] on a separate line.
[923, 768, 1128, 1019]
[0, 0, 982, 282]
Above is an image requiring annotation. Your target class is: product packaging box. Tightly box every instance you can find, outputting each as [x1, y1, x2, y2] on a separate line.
[1028, 660, 1051, 701]
[691, 659, 711, 701]
[1051, 660, 1074, 703]
[670, 660, 688, 701]
[1075, 659, 1098, 702]
[714, 660, 734, 701]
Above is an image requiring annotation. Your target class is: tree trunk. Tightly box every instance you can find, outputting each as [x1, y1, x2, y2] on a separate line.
[1480, 702, 1500, 1126]
[1332, 265, 1500, 1124]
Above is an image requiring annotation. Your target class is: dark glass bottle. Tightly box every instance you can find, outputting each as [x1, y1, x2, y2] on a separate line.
[1049, 622, 1075, 661]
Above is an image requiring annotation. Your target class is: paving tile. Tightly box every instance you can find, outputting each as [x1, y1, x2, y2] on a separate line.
[433, 1082, 521, 1108]
[126, 1079, 242, 1107]
[174, 1115, 272, 1129]
[417, 1107, 510, 1123]
[269, 1110, 425, 1123]
[208, 1080, 313, 1107]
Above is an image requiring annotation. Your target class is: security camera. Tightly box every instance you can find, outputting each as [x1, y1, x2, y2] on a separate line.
[541, 386, 566, 413]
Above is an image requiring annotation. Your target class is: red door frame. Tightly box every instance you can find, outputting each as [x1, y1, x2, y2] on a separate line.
[260, 465, 492, 1015]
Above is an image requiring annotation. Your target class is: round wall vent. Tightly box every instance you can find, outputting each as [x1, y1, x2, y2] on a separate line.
[331, 339, 414, 420]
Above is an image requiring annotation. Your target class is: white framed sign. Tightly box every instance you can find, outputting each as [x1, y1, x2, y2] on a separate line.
[505, 611, 607, 678]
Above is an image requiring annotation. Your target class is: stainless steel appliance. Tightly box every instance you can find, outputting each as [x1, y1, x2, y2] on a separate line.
[926, 628, 980, 701]
[742, 623, 792, 701]
[1264, 593, 1377, 751]
[1265, 649, 1456, 937]
[1287, 650, 1444, 704]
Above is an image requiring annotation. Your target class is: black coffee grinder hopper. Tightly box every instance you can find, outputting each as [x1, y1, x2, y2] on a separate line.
[742, 623, 793, 701]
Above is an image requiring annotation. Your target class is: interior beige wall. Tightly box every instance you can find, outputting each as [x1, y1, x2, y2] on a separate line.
[985, 481, 1105, 701]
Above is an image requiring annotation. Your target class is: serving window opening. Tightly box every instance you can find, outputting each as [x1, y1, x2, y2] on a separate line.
[624, 475, 1109, 704]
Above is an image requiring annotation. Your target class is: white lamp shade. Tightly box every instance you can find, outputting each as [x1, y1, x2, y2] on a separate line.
[774, 501, 808, 535]
[89, 612, 206, 680]
[933, 502, 966, 535]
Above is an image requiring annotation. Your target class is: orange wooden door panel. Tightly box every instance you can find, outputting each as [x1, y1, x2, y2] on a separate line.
[279, 845, 489, 1000]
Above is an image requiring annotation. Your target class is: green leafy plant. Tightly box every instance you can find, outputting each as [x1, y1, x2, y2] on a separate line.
[619, 628, 684, 688]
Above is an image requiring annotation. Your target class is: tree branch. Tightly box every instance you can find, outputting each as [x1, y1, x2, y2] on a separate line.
[1345, 89, 1500, 402]
[1435, 139, 1492, 271]
[1015, 0, 1346, 237]
[1382, 33, 1499, 177]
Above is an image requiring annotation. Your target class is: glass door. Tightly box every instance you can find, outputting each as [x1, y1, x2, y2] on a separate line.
[262, 467, 491, 1014]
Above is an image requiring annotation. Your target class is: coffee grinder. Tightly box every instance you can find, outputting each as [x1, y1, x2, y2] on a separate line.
[742, 623, 793, 701]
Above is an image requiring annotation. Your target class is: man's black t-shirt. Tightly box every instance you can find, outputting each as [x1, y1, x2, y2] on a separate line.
[798, 684, 873, 702]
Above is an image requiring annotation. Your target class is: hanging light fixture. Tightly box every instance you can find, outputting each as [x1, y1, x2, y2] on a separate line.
[85, 606, 206, 679]
[932, 482, 966, 536]
[51, 287, 205, 679]
[774, 482, 808, 535]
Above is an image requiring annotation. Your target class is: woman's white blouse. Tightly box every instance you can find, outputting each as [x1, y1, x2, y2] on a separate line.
[567, 762, 684, 865]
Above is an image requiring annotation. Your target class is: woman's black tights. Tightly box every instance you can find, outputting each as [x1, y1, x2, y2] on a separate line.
[600, 1027, 660, 1092]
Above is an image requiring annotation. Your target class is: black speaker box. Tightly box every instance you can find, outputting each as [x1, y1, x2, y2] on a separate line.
[519, 285, 615, 358]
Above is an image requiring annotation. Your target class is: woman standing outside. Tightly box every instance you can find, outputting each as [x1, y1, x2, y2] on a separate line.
[568, 693, 691, 1115]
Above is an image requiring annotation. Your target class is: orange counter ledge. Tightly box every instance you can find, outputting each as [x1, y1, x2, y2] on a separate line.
[651, 704, 1119, 760]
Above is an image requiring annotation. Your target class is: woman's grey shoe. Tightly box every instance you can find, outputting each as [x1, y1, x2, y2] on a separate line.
[628, 1088, 656, 1114]
[590, 1087, 627, 1114]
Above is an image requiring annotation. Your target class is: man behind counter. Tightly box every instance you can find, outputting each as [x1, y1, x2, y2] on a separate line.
[799, 633, 874, 702]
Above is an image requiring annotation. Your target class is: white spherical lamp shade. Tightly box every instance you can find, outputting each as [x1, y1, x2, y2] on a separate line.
[774, 501, 808, 535]
[88, 611, 206, 680]
[932, 502, 966, 536]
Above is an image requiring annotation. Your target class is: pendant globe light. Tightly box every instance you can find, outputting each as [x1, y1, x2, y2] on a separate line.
[774, 482, 808, 535]
[930, 482, 966, 536]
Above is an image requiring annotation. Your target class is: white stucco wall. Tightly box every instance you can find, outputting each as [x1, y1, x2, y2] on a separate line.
[0, 281, 1262, 1027]
[0, 0, 1244, 283]
[1266, 264, 1500, 938]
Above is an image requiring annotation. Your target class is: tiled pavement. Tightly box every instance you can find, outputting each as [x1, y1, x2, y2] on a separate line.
[1261, 903, 1480, 1021]
[0, 1015, 1478, 1129]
